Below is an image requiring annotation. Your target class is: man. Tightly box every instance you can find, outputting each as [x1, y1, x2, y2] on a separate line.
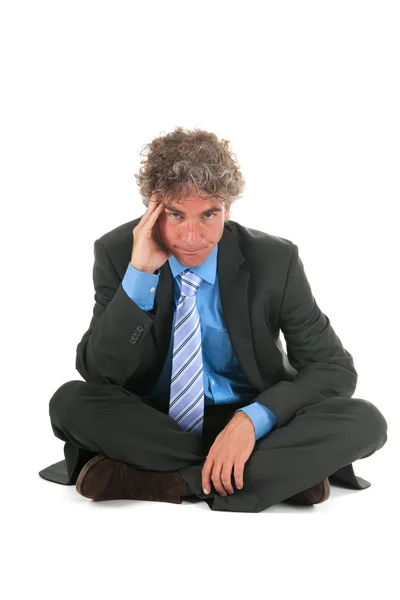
[39, 127, 388, 513]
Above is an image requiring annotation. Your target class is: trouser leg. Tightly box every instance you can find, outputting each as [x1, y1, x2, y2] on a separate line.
[48, 379, 244, 484]
[49, 382, 388, 512]
[180, 396, 388, 512]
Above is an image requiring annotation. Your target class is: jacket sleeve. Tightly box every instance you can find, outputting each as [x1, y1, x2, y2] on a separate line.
[254, 243, 358, 428]
[75, 239, 158, 386]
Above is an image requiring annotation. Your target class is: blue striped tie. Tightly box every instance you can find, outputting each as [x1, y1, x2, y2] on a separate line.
[169, 269, 204, 435]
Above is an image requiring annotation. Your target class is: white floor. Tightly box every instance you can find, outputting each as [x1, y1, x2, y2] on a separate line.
[5, 438, 397, 600]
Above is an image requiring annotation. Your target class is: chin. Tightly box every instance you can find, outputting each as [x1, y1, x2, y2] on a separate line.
[178, 252, 201, 265]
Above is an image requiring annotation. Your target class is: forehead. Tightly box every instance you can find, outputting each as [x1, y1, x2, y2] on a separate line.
[165, 201, 223, 214]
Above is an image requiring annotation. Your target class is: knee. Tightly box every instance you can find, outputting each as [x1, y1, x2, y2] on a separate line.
[49, 380, 84, 427]
[350, 398, 388, 446]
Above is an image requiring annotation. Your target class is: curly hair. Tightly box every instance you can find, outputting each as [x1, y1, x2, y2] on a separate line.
[134, 126, 245, 209]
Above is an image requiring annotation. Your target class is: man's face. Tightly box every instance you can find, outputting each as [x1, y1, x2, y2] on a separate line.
[156, 189, 231, 267]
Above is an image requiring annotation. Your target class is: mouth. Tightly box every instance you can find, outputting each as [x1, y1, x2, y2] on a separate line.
[181, 248, 203, 253]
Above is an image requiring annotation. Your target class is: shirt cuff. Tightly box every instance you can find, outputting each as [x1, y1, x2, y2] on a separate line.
[235, 402, 278, 440]
[122, 262, 160, 310]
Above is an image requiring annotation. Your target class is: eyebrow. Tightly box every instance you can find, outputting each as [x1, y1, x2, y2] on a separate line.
[165, 207, 222, 215]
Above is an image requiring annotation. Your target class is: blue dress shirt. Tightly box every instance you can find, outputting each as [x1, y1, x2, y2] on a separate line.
[121, 243, 278, 440]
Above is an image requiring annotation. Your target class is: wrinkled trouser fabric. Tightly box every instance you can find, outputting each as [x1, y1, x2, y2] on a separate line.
[44, 379, 388, 513]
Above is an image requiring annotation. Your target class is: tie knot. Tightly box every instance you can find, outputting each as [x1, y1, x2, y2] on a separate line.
[180, 270, 203, 297]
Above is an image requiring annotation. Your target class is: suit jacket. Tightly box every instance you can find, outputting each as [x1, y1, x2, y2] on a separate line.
[39, 217, 371, 489]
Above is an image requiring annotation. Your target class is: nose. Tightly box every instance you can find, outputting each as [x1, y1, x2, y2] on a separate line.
[181, 221, 203, 244]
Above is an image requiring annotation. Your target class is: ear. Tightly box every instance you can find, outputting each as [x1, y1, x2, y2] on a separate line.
[224, 205, 231, 221]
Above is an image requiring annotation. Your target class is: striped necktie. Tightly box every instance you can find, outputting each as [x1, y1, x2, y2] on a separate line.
[168, 269, 204, 435]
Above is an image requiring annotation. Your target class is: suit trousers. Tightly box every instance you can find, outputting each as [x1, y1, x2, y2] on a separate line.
[47, 379, 388, 513]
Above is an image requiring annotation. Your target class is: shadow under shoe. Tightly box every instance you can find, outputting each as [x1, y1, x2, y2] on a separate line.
[76, 454, 187, 504]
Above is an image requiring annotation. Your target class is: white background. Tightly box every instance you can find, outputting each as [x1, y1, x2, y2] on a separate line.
[1, 1, 399, 598]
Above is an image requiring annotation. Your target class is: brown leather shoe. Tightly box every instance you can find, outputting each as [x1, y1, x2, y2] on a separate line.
[284, 477, 330, 505]
[76, 454, 187, 504]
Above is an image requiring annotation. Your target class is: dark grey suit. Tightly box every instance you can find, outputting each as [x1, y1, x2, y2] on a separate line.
[39, 218, 388, 512]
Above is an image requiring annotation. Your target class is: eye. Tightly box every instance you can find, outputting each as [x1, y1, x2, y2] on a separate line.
[168, 212, 215, 220]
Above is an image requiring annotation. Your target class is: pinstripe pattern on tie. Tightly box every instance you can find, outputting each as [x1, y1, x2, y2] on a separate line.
[168, 269, 205, 434]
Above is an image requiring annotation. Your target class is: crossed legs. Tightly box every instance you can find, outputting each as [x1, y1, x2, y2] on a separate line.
[48, 380, 388, 512]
